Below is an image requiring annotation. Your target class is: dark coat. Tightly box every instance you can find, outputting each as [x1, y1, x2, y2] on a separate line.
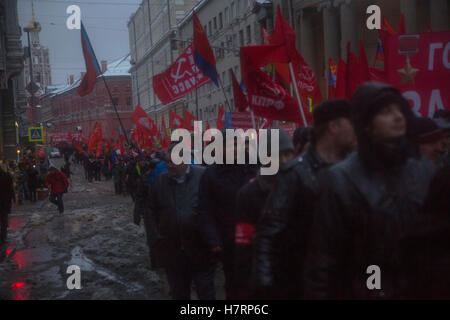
[252, 147, 329, 299]
[27, 167, 39, 189]
[233, 176, 271, 299]
[198, 164, 258, 249]
[304, 153, 435, 299]
[0, 170, 14, 210]
[147, 165, 212, 270]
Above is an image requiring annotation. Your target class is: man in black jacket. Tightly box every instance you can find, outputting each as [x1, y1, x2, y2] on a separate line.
[0, 166, 14, 244]
[234, 128, 295, 299]
[148, 144, 214, 300]
[198, 133, 258, 300]
[304, 82, 435, 299]
[252, 99, 356, 299]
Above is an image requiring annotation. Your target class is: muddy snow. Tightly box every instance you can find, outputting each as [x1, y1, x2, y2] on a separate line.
[0, 159, 224, 300]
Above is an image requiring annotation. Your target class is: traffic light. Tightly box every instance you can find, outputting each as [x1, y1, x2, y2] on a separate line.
[17, 148, 21, 154]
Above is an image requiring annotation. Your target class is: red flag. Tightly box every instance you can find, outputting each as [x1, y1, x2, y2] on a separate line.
[193, 11, 218, 86]
[383, 30, 450, 117]
[160, 116, 170, 149]
[382, 17, 398, 35]
[399, 13, 406, 35]
[116, 134, 126, 156]
[231, 69, 249, 112]
[132, 105, 157, 136]
[345, 42, 361, 100]
[359, 40, 371, 82]
[170, 110, 184, 129]
[153, 43, 211, 104]
[335, 58, 347, 99]
[185, 109, 198, 131]
[88, 122, 102, 155]
[205, 120, 211, 131]
[328, 58, 338, 99]
[78, 22, 102, 97]
[272, 6, 322, 119]
[216, 105, 225, 130]
[73, 140, 84, 153]
[240, 48, 301, 123]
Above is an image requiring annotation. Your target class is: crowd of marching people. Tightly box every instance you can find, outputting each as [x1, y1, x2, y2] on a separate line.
[1, 82, 449, 299]
[123, 83, 449, 300]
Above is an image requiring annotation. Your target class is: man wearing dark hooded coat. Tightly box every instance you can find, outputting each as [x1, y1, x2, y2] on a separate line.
[304, 83, 436, 299]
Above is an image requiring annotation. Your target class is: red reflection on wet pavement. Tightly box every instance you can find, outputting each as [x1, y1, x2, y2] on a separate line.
[11, 282, 24, 290]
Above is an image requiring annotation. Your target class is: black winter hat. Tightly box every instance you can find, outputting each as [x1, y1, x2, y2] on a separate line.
[410, 117, 445, 143]
[313, 99, 351, 127]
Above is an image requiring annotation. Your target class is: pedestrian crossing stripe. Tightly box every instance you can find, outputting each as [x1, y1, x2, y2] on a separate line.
[28, 127, 44, 142]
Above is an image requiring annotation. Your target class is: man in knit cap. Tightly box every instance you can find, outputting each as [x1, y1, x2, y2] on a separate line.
[252, 98, 356, 299]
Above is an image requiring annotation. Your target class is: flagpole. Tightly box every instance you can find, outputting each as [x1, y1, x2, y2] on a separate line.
[250, 110, 256, 129]
[99, 74, 131, 147]
[289, 62, 307, 127]
[218, 76, 233, 113]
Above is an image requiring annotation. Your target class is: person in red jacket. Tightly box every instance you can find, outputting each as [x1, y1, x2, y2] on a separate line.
[45, 166, 69, 214]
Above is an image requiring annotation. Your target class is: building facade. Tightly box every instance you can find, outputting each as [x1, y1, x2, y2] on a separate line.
[128, 0, 199, 125]
[128, 0, 272, 130]
[41, 56, 133, 142]
[274, 0, 449, 97]
[0, 0, 26, 161]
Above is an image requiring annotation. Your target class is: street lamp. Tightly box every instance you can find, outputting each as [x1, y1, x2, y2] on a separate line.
[23, 8, 41, 126]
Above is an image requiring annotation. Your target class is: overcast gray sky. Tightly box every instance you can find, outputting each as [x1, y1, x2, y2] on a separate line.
[17, 0, 140, 85]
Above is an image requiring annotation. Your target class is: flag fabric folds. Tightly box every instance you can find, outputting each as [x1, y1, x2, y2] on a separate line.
[328, 58, 338, 99]
[193, 11, 218, 86]
[335, 58, 347, 99]
[88, 122, 102, 155]
[170, 110, 184, 129]
[185, 109, 198, 131]
[132, 105, 157, 136]
[231, 69, 249, 112]
[153, 43, 211, 104]
[216, 105, 225, 130]
[78, 22, 102, 97]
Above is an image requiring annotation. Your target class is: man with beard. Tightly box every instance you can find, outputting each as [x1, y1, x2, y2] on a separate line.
[252, 99, 356, 299]
[233, 128, 295, 299]
[198, 129, 258, 299]
[304, 82, 435, 299]
[147, 143, 214, 299]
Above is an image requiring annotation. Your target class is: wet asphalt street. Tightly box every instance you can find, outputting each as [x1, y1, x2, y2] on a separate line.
[0, 159, 224, 300]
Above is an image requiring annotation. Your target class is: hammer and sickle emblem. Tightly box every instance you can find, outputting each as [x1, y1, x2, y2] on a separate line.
[171, 58, 192, 83]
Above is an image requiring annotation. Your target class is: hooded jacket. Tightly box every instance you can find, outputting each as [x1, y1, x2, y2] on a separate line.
[304, 83, 436, 299]
[252, 146, 330, 299]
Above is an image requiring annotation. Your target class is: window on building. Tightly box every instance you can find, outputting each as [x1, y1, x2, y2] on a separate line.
[231, 2, 235, 19]
[222, 71, 226, 85]
[239, 30, 244, 46]
[112, 98, 119, 106]
[225, 7, 229, 25]
[204, 25, 207, 35]
[213, 17, 217, 30]
[233, 34, 237, 47]
[208, 21, 212, 35]
[126, 97, 132, 107]
[237, 0, 241, 16]
[246, 25, 252, 44]
[219, 13, 223, 29]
